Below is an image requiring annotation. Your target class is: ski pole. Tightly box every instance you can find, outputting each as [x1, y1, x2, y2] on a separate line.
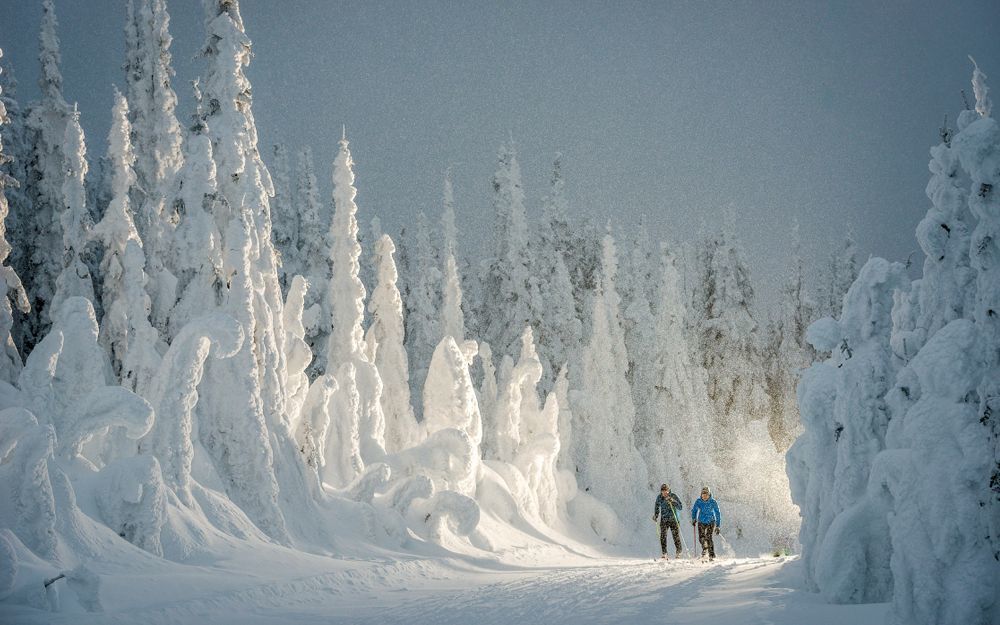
[670, 503, 689, 554]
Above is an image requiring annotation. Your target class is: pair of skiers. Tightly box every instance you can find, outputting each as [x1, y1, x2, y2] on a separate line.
[652, 484, 722, 560]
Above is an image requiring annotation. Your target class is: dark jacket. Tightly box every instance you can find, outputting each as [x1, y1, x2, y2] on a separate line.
[654, 493, 683, 522]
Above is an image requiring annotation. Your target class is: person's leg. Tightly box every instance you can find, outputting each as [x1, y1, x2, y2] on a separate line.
[706, 523, 716, 559]
[659, 520, 668, 555]
[697, 523, 708, 556]
[668, 519, 681, 555]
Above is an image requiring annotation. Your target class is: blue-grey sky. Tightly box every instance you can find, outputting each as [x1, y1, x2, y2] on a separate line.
[1, 0, 998, 310]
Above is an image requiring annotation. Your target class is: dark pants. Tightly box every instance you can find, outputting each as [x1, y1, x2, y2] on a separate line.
[697, 522, 716, 559]
[659, 518, 681, 555]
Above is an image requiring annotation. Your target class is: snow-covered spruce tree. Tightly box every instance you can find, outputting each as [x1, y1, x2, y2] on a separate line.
[955, 58, 1000, 594]
[168, 84, 224, 336]
[403, 211, 441, 415]
[91, 90, 161, 397]
[195, 0, 300, 542]
[365, 234, 418, 454]
[644, 245, 714, 504]
[325, 132, 386, 476]
[786, 257, 908, 602]
[0, 51, 30, 384]
[912, 113, 974, 340]
[569, 233, 648, 538]
[0, 61, 33, 353]
[22, 0, 73, 350]
[441, 253, 464, 340]
[50, 107, 96, 320]
[619, 220, 659, 492]
[439, 170, 467, 343]
[693, 227, 770, 459]
[124, 0, 183, 334]
[270, 142, 298, 291]
[867, 62, 1000, 625]
[478, 141, 538, 363]
[818, 227, 859, 319]
[530, 155, 581, 392]
[295, 145, 330, 373]
[767, 223, 816, 452]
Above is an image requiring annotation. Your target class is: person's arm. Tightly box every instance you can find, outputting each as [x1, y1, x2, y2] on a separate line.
[691, 500, 698, 525]
[653, 496, 660, 521]
[713, 500, 721, 528]
[671, 494, 682, 510]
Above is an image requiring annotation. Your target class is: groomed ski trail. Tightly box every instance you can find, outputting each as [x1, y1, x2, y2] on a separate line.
[31, 556, 889, 625]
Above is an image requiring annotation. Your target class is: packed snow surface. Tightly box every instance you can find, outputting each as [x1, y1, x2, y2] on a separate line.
[0, 542, 888, 625]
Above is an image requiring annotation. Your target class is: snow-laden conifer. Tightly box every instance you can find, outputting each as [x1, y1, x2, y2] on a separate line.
[787, 258, 907, 601]
[124, 0, 183, 334]
[570, 233, 648, 536]
[295, 145, 330, 370]
[270, 143, 298, 290]
[365, 234, 418, 453]
[50, 108, 96, 320]
[168, 86, 224, 336]
[325, 133, 387, 468]
[478, 141, 537, 362]
[0, 51, 29, 383]
[195, 0, 295, 542]
[22, 0, 73, 349]
[531, 155, 581, 392]
[767, 223, 815, 451]
[644, 245, 714, 502]
[404, 211, 441, 413]
[91, 90, 161, 395]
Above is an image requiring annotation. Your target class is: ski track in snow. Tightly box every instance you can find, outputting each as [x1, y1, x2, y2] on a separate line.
[16, 556, 887, 625]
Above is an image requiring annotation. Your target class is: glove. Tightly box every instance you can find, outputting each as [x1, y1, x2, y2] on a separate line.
[652, 516, 657, 522]
[714, 527, 720, 535]
[692, 521, 696, 527]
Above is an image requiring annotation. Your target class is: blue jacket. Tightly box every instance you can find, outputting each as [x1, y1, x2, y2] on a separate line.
[691, 496, 721, 527]
[654, 493, 682, 521]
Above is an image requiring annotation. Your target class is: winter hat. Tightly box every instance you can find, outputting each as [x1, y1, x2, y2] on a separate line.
[660, 484, 669, 491]
[700, 486, 711, 496]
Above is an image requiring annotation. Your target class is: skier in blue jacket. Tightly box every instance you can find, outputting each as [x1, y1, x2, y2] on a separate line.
[652, 484, 683, 558]
[691, 486, 721, 560]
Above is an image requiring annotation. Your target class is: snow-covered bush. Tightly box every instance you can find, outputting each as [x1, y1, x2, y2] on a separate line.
[787, 258, 907, 600]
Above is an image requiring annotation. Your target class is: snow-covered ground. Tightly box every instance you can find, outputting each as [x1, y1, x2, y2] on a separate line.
[1, 543, 888, 625]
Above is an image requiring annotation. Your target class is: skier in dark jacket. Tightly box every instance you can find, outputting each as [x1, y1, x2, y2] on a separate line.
[653, 484, 683, 558]
[691, 486, 722, 561]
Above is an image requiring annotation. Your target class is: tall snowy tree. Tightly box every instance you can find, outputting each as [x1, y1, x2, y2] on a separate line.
[325, 132, 386, 471]
[639, 245, 715, 502]
[167, 83, 224, 337]
[270, 142, 298, 291]
[403, 210, 441, 414]
[570, 233, 648, 535]
[91, 89, 162, 397]
[295, 145, 330, 373]
[0, 60, 33, 354]
[478, 141, 537, 363]
[787, 258, 908, 601]
[619, 219, 659, 482]
[124, 0, 183, 334]
[693, 227, 770, 459]
[441, 251, 465, 344]
[50, 107, 96, 320]
[195, 0, 308, 542]
[766, 223, 816, 451]
[819, 228, 859, 319]
[22, 0, 73, 350]
[365, 234, 418, 454]
[0, 50, 29, 384]
[530, 155, 581, 392]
